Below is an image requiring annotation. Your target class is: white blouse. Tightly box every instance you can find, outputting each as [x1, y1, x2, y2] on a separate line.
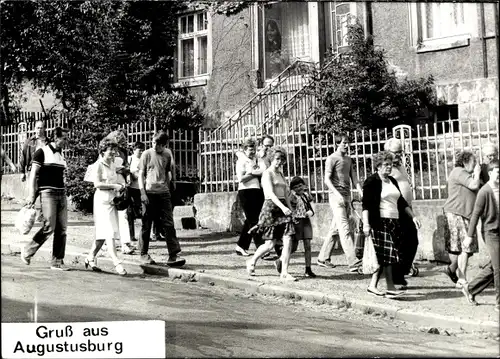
[379, 180, 400, 219]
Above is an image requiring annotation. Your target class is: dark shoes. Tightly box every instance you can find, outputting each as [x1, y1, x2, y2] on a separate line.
[167, 256, 186, 267]
[50, 263, 71, 271]
[394, 278, 408, 290]
[444, 266, 458, 284]
[305, 268, 316, 278]
[262, 252, 279, 261]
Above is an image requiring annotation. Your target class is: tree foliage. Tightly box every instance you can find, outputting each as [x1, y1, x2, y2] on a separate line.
[313, 21, 437, 134]
[1, 0, 206, 212]
[1, 0, 204, 128]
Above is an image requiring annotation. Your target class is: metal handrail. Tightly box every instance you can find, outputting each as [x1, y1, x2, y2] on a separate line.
[255, 54, 340, 140]
[211, 59, 315, 136]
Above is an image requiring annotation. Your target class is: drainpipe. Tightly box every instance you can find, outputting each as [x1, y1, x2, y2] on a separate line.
[364, 1, 373, 44]
[495, 3, 500, 80]
[480, 3, 488, 78]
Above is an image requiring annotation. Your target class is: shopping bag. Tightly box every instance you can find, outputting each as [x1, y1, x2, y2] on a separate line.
[15, 205, 37, 235]
[362, 233, 380, 275]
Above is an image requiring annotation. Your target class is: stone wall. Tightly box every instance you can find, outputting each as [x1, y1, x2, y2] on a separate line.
[193, 191, 490, 264]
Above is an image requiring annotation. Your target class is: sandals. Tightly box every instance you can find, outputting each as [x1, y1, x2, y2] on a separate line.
[84, 258, 102, 272]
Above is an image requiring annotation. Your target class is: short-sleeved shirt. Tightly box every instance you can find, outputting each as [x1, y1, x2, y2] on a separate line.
[32, 144, 66, 191]
[443, 167, 477, 219]
[139, 148, 172, 194]
[325, 152, 352, 198]
[390, 165, 412, 206]
[236, 154, 260, 190]
[128, 155, 141, 189]
[290, 191, 313, 219]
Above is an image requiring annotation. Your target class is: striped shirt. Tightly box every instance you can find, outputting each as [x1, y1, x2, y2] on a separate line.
[32, 143, 66, 191]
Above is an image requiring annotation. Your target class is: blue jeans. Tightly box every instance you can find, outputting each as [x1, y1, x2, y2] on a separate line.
[24, 190, 67, 265]
[140, 192, 181, 257]
[469, 231, 500, 305]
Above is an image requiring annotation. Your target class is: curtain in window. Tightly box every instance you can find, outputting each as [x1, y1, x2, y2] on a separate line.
[264, 2, 310, 79]
[424, 3, 465, 39]
[281, 2, 310, 61]
[181, 39, 194, 77]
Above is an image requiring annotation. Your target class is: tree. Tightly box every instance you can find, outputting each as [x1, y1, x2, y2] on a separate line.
[1, 1, 205, 211]
[312, 21, 437, 134]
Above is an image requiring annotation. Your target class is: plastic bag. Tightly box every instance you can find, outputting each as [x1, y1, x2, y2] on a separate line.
[15, 205, 37, 235]
[362, 232, 380, 275]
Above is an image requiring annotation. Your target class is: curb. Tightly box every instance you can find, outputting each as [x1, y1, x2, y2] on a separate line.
[2, 242, 498, 334]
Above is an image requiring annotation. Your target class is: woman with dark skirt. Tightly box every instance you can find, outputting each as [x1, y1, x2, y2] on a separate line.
[362, 151, 421, 298]
[234, 138, 265, 256]
[246, 146, 297, 281]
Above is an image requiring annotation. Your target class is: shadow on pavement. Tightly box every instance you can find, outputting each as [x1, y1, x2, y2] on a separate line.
[394, 290, 465, 302]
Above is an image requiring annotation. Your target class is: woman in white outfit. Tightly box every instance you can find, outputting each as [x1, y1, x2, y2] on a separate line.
[105, 130, 136, 255]
[85, 138, 127, 275]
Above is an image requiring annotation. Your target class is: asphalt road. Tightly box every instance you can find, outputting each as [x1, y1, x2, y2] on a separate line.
[1, 256, 498, 358]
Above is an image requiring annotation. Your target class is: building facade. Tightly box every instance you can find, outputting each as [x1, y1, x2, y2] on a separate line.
[173, 2, 499, 129]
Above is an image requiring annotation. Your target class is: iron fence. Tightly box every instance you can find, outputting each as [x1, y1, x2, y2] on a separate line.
[0, 112, 198, 182]
[199, 116, 499, 202]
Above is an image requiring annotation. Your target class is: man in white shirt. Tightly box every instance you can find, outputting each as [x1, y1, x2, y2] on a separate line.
[127, 141, 145, 242]
[384, 138, 418, 288]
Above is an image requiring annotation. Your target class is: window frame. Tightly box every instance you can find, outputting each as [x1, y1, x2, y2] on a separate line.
[329, 2, 357, 53]
[409, 2, 478, 53]
[177, 10, 211, 82]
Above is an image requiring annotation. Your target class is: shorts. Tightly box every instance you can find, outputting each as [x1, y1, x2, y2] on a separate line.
[294, 218, 313, 241]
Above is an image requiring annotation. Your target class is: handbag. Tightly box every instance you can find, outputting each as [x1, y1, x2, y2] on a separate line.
[113, 187, 131, 211]
[354, 219, 365, 260]
[362, 231, 380, 275]
[15, 205, 37, 235]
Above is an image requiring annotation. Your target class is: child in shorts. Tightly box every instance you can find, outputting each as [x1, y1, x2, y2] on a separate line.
[289, 176, 316, 278]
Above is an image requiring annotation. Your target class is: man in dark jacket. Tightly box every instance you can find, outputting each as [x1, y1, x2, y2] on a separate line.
[20, 120, 48, 182]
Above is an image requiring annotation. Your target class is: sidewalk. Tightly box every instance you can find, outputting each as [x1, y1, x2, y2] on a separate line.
[1, 199, 498, 334]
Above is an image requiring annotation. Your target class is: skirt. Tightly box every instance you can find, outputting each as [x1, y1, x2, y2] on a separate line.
[255, 199, 296, 241]
[94, 189, 120, 240]
[444, 212, 479, 254]
[372, 218, 400, 265]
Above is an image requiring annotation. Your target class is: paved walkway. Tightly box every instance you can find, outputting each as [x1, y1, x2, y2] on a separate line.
[1, 199, 498, 333]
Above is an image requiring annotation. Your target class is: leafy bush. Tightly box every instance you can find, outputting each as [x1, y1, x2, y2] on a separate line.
[65, 156, 96, 213]
[313, 20, 437, 134]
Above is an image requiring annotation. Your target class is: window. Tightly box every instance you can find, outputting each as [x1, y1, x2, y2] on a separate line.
[435, 104, 459, 134]
[422, 3, 466, 40]
[262, 2, 311, 80]
[332, 3, 351, 50]
[410, 3, 477, 52]
[178, 11, 209, 78]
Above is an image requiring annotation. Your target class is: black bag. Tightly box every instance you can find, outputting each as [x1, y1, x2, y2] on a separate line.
[113, 187, 131, 211]
[354, 218, 365, 260]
